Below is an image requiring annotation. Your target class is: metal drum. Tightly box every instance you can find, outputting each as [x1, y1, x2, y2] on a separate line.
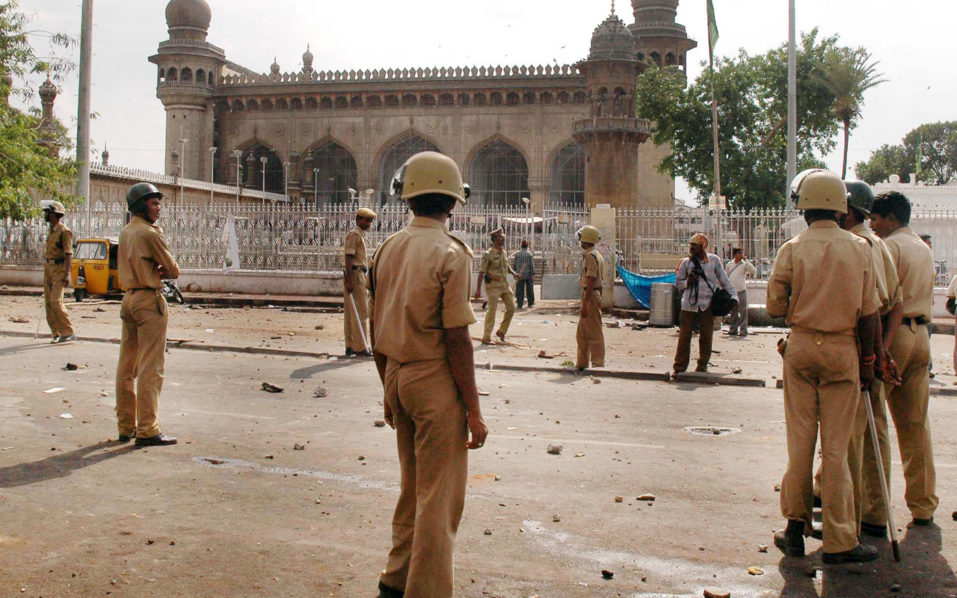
[649, 282, 677, 326]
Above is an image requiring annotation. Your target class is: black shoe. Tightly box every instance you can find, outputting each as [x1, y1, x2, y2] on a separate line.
[860, 521, 887, 538]
[345, 348, 355, 356]
[377, 581, 404, 598]
[774, 520, 805, 556]
[911, 517, 934, 526]
[822, 543, 878, 564]
[117, 432, 136, 442]
[694, 366, 708, 373]
[135, 433, 177, 446]
[809, 522, 823, 540]
[812, 495, 822, 509]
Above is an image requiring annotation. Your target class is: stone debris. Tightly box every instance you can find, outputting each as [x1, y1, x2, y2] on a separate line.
[59, 413, 73, 419]
[64, 363, 78, 371]
[314, 324, 324, 330]
[261, 382, 283, 393]
[552, 514, 561, 522]
[478, 390, 490, 396]
[731, 367, 743, 374]
[890, 583, 902, 593]
[952, 511, 957, 521]
[483, 529, 492, 535]
[9, 316, 28, 323]
[494, 474, 501, 481]
[747, 566, 764, 576]
[703, 588, 731, 598]
[293, 443, 305, 450]
[313, 387, 328, 398]
[43, 387, 64, 394]
[374, 420, 386, 427]
[601, 569, 614, 580]
[605, 320, 625, 329]
[614, 496, 623, 503]
[574, 452, 585, 458]
[637, 493, 655, 502]
[774, 484, 782, 492]
[758, 544, 769, 553]
[592, 378, 601, 384]
[546, 443, 563, 455]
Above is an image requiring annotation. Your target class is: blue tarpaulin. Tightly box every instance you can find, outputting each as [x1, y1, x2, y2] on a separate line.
[617, 265, 675, 309]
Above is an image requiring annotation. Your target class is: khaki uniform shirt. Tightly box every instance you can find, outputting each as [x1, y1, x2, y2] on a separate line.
[883, 226, 934, 320]
[767, 220, 880, 332]
[850, 222, 902, 316]
[45, 223, 73, 260]
[579, 247, 604, 289]
[479, 246, 512, 285]
[370, 217, 476, 364]
[117, 215, 180, 290]
[344, 227, 369, 268]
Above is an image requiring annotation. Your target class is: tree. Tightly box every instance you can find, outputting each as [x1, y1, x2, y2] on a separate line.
[0, 0, 77, 221]
[636, 30, 868, 209]
[854, 121, 957, 186]
[815, 47, 885, 178]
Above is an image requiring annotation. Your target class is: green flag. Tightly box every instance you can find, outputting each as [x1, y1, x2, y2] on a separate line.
[707, 0, 719, 57]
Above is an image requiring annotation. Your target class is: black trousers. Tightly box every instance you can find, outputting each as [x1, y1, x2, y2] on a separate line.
[515, 278, 534, 308]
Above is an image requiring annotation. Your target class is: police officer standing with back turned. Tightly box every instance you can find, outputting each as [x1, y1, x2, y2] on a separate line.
[575, 225, 605, 372]
[869, 190, 938, 528]
[41, 200, 75, 343]
[115, 183, 180, 447]
[769, 170, 881, 564]
[343, 207, 376, 356]
[474, 227, 518, 344]
[369, 151, 488, 598]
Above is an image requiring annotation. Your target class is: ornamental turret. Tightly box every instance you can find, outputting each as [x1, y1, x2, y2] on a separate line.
[629, 0, 696, 73]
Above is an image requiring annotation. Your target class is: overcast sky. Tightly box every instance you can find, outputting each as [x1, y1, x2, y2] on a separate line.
[13, 0, 957, 201]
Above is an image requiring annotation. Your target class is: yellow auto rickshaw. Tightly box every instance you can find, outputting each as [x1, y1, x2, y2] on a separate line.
[71, 238, 123, 301]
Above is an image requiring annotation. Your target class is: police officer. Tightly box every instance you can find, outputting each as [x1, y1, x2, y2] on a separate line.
[576, 225, 605, 372]
[474, 227, 518, 344]
[115, 182, 180, 446]
[41, 200, 75, 343]
[870, 190, 938, 527]
[343, 207, 376, 356]
[370, 151, 488, 598]
[769, 170, 881, 564]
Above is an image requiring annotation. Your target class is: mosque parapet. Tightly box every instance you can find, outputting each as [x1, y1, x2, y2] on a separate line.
[219, 64, 582, 87]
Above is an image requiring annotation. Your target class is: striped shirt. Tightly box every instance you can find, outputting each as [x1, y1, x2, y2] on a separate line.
[512, 249, 535, 280]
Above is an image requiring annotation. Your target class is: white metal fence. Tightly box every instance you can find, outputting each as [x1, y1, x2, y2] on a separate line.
[4, 203, 955, 285]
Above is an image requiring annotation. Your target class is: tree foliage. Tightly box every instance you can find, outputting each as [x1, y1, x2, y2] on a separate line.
[636, 30, 875, 209]
[0, 0, 77, 221]
[855, 122, 957, 186]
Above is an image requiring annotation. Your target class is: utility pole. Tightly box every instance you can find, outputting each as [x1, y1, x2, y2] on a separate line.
[76, 0, 93, 234]
[786, 0, 797, 207]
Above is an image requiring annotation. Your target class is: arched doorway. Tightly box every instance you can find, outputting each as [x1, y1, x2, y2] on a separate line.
[548, 142, 585, 206]
[377, 134, 440, 204]
[469, 139, 529, 208]
[303, 141, 358, 205]
[240, 145, 283, 193]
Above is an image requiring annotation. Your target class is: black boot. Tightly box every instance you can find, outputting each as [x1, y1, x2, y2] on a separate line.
[774, 519, 805, 556]
[377, 581, 404, 598]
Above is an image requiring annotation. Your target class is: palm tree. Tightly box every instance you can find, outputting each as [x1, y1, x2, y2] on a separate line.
[816, 48, 886, 178]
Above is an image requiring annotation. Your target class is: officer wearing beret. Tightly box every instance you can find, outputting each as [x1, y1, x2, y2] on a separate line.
[344, 207, 376, 356]
[474, 227, 518, 344]
[41, 200, 75, 343]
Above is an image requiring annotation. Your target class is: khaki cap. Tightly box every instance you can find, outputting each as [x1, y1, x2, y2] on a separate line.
[357, 207, 377, 219]
[489, 227, 504, 237]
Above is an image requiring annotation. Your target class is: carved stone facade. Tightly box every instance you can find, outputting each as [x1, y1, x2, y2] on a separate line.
[149, 0, 695, 210]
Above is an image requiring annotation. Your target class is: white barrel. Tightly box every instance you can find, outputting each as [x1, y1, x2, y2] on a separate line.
[649, 282, 676, 326]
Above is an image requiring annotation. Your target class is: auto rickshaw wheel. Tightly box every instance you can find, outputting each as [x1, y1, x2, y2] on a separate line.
[73, 288, 87, 302]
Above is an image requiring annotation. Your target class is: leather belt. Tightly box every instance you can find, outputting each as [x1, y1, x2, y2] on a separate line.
[46, 258, 65, 265]
[902, 316, 928, 326]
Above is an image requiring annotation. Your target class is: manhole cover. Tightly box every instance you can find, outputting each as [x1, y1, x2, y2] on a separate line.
[685, 426, 741, 437]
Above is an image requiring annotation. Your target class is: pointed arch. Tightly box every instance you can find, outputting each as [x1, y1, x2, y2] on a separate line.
[373, 130, 442, 204]
[301, 137, 358, 205]
[465, 135, 530, 208]
[236, 141, 283, 193]
[547, 140, 585, 206]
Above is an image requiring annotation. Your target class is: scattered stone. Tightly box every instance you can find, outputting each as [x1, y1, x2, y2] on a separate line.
[546, 443, 563, 455]
[537, 350, 554, 359]
[358, 455, 365, 461]
[758, 544, 769, 553]
[592, 378, 601, 384]
[552, 514, 561, 522]
[601, 569, 614, 580]
[890, 583, 902, 593]
[313, 387, 328, 398]
[169, 540, 176, 546]
[95, 307, 105, 312]
[146, 539, 154, 545]
[703, 588, 731, 598]
[261, 382, 283, 393]
[483, 529, 492, 535]
[293, 443, 305, 450]
[774, 484, 781, 492]
[574, 452, 585, 458]
[952, 511, 957, 521]
[100, 391, 109, 397]
[58, 413, 73, 419]
[478, 390, 490, 396]
[264, 455, 274, 459]
[270, 336, 282, 340]
[64, 363, 78, 371]
[9, 316, 28, 323]
[747, 566, 764, 576]
[494, 474, 501, 481]
[374, 420, 386, 427]
[637, 493, 656, 502]
[314, 324, 324, 330]
[614, 496, 623, 503]
[731, 367, 743, 374]
[485, 362, 494, 370]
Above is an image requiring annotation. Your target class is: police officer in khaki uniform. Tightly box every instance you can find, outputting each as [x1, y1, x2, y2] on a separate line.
[576, 225, 605, 371]
[370, 151, 488, 598]
[41, 200, 75, 343]
[769, 170, 881, 564]
[474, 227, 518, 344]
[115, 183, 180, 447]
[870, 190, 938, 527]
[343, 207, 376, 356]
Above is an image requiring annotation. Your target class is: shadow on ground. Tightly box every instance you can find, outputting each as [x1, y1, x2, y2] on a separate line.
[0, 441, 138, 488]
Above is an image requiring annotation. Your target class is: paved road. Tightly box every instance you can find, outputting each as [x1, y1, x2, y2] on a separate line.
[1, 334, 956, 597]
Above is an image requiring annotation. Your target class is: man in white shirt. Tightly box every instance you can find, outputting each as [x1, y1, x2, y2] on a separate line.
[726, 247, 757, 337]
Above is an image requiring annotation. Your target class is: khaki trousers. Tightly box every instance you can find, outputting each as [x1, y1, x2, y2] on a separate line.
[673, 306, 715, 372]
[115, 290, 168, 438]
[380, 357, 468, 598]
[43, 263, 74, 337]
[344, 270, 369, 352]
[576, 290, 604, 368]
[780, 331, 859, 553]
[482, 283, 515, 342]
[886, 322, 937, 519]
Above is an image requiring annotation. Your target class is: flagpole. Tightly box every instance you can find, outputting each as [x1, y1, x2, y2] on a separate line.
[786, 0, 797, 207]
[708, 0, 721, 204]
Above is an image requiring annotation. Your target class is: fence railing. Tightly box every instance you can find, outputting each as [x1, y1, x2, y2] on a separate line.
[4, 204, 956, 286]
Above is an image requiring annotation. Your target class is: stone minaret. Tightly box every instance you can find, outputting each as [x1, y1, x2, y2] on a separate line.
[148, 0, 225, 179]
[573, 8, 650, 209]
[629, 0, 697, 74]
[38, 75, 60, 155]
